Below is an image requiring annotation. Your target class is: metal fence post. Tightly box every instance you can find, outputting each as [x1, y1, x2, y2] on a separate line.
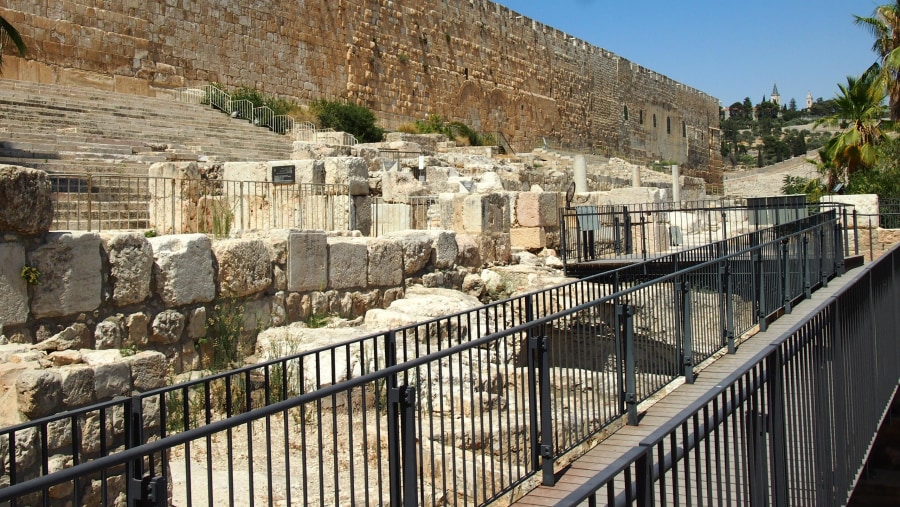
[819, 226, 828, 288]
[802, 235, 812, 299]
[835, 216, 846, 276]
[619, 303, 638, 424]
[526, 295, 554, 485]
[640, 214, 647, 261]
[680, 283, 694, 383]
[852, 209, 859, 255]
[387, 386, 418, 507]
[636, 449, 653, 507]
[767, 350, 789, 507]
[754, 241, 767, 332]
[720, 258, 736, 354]
[781, 239, 791, 314]
[623, 206, 633, 255]
[614, 216, 622, 255]
[126, 397, 166, 507]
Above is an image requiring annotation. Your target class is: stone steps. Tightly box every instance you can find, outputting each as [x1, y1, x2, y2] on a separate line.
[0, 79, 295, 173]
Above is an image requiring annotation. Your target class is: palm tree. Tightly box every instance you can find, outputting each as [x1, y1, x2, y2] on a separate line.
[0, 14, 27, 73]
[816, 64, 891, 187]
[856, 2, 900, 120]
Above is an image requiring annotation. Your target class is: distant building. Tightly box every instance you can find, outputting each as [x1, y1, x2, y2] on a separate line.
[806, 91, 813, 111]
[771, 83, 781, 107]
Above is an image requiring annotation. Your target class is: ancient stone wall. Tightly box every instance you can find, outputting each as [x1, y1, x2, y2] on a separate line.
[1, 0, 722, 186]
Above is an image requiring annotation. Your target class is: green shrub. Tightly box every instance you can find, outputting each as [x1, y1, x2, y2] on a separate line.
[309, 99, 385, 142]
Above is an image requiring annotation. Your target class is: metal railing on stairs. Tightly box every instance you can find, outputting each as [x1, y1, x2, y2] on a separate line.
[0, 210, 845, 507]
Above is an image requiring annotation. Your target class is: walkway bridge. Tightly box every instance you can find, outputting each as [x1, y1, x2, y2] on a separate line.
[0, 208, 896, 506]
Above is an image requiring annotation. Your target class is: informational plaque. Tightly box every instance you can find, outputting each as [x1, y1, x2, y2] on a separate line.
[272, 165, 295, 184]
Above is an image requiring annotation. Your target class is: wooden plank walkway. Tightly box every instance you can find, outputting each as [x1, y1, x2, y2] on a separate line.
[512, 269, 858, 506]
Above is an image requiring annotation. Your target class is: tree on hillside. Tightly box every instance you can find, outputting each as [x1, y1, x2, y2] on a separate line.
[816, 64, 891, 187]
[0, 15, 27, 73]
[856, 1, 900, 120]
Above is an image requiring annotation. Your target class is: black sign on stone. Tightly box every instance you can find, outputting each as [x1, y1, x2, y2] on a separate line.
[272, 165, 295, 184]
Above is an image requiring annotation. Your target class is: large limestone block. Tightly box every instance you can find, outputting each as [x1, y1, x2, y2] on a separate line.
[148, 234, 215, 306]
[367, 238, 403, 287]
[480, 233, 512, 265]
[295, 159, 326, 185]
[510, 227, 547, 250]
[287, 231, 328, 291]
[516, 192, 559, 227]
[29, 232, 102, 319]
[16, 369, 63, 419]
[59, 365, 96, 409]
[449, 193, 511, 234]
[0, 242, 29, 327]
[324, 157, 369, 196]
[426, 230, 458, 269]
[382, 230, 433, 275]
[327, 236, 368, 290]
[127, 351, 168, 391]
[0, 165, 52, 235]
[102, 233, 154, 306]
[291, 142, 352, 160]
[213, 239, 272, 297]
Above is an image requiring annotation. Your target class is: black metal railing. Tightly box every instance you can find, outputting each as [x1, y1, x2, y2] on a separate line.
[0, 211, 844, 506]
[554, 241, 900, 507]
[558, 198, 852, 272]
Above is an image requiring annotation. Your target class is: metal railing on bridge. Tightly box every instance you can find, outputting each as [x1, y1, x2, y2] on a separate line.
[554, 232, 900, 507]
[559, 197, 855, 273]
[0, 211, 844, 506]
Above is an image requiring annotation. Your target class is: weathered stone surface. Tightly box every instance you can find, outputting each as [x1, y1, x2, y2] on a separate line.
[16, 369, 62, 419]
[127, 351, 167, 391]
[367, 238, 403, 287]
[327, 237, 369, 289]
[383, 230, 433, 275]
[92, 361, 131, 399]
[185, 307, 207, 340]
[102, 232, 153, 306]
[324, 157, 369, 195]
[0, 242, 28, 327]
[126, 312, 150, 347]
[150, 310, 185, 345]
[510, 227, 547, 250]
[59, 365, 96, 409]
[148, 234, 215, 306]
[287, 231, 328, 292]
[34, 323, 91, 352]
[515, 192, 559, 227]
[94, 315, 126, 349]
[382, 170, 428, 202]
[29, 232, 102, 319]
[427, 230, 459, 269]
[456, 234, 482, 267]
[213, 239, 272, 297]
[0, 166, 52, 235]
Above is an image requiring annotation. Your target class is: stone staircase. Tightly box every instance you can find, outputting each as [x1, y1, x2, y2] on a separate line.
[0, 79, 299, 231]
[0, 79, 295, 176]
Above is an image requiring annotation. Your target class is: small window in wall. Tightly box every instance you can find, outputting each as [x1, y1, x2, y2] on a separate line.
[666, 116, 671, 134]
[652, 114, 657, 128]
[682, 121, 686, 137]
[624, 105, 629, 121]
[639, 110, 644, 124]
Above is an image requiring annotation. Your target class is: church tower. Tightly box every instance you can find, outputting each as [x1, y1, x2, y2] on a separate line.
[771, 83, 781, 106]
[806, 91, 813, 110]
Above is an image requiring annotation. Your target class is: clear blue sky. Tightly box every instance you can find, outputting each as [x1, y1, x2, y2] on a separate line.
[495, 0, 880, 108]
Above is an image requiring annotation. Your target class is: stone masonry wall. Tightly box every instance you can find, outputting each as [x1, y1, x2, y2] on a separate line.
[0, 0, 722, 186]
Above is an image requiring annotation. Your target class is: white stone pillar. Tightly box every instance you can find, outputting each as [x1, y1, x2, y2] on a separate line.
[574, 155, 587, 192]
[671, 164, 681, 203]
[632, 166, 641, 188]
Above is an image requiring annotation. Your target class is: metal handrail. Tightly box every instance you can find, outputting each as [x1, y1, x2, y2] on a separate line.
[0, 211, 844, 506]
